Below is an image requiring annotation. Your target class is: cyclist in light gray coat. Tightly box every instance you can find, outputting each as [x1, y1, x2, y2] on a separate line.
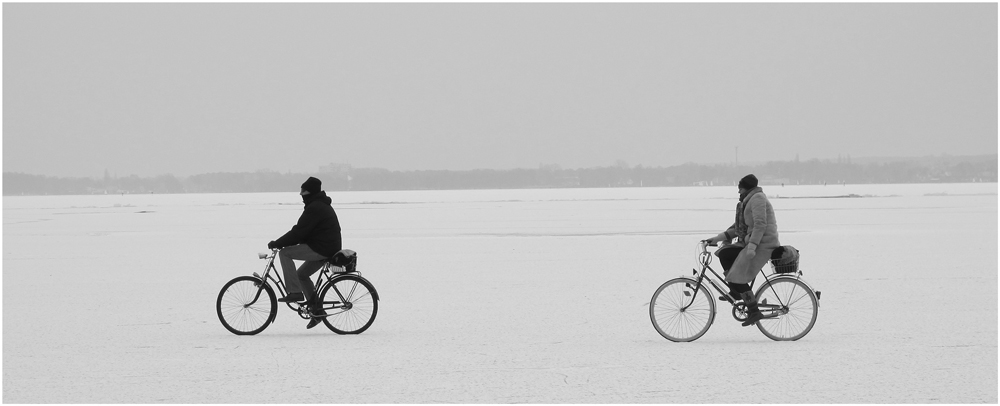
[703, 174, 780, 326]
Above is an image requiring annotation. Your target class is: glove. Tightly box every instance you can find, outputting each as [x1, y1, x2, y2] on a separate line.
[745, 243, 757, 258]
[267, 240, 278, 250]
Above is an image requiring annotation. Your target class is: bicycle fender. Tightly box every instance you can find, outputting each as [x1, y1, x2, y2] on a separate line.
[357, 275, 380, 302]
[669, 276, 707, 292]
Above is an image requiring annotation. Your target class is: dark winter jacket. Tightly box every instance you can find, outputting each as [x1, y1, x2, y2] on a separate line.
[271, 191, 342, 257]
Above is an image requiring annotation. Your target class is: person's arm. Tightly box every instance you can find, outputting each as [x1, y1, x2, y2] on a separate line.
[270, 207, 320, 249]
[705, 222, 737, 244]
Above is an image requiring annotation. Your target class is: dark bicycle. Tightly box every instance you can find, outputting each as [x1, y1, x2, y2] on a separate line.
[216, 248, 379, 335]
[650, 241, 820, 342]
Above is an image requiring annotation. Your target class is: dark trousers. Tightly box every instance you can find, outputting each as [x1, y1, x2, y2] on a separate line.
[716, 245, 751, 294]
[278, 244, 327, 300]
[716, 245, 743, 274]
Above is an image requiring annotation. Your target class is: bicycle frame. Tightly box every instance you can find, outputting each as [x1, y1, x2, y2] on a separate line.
[683, 242, 803, 316]
[254, 251, 313, 302]
[252, 249, 374, 315]
[681, 243, 735, 311]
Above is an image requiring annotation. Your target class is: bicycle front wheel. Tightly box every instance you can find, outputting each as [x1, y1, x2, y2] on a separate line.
[755, 277, 818, 341]
[650, 277, 716, 342]
[217, 276, 277, 335]
[320, 274, 379, 334]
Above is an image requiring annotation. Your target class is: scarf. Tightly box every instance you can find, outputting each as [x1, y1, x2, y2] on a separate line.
[302, 190, 327, 206]
[734, 187, 763, 242]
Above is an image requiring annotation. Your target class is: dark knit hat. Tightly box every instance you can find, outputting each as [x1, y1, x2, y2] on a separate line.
[738, 174, 758, 190]
[301, 177, 322, 194]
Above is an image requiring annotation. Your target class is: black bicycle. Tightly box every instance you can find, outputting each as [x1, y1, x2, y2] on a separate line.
[649, 241, 820, 342]
[216, 248, 379, 335]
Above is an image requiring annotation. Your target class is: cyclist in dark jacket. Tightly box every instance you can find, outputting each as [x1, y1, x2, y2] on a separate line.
[268, 177, 342, 329]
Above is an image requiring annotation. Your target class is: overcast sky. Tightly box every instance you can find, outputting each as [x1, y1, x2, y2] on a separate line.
[3, 3, 997, 178]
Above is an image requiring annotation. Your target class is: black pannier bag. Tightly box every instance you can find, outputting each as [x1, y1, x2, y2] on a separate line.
[329, 249, 358, 273]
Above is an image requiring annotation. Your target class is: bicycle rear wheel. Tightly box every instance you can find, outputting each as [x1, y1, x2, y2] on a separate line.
[650, 277, 716, 342]
[217, 276, 277, 335]
[319, 274, 378, 334]
[755, 277, 818, 341]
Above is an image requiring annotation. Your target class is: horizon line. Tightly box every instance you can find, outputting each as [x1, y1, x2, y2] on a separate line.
[3, 152, 996, 180]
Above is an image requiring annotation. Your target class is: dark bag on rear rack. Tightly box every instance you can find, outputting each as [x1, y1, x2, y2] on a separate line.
[329, 249, 358, 273]
[770, 245, 799, 274]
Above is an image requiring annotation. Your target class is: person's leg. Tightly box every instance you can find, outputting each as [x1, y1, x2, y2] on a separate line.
[728, 282, 751, 295]
[724, 282, 751, 301]
[278, 249, 302, 297]
[284, 247, 329, 322]
[296, 260, 326, 302]
[717, 246, 742, 273]
[717, 245, 750, 301]
[278, 244, 327, 297]
[730, 283, 763, 326]
[298, 263, 328, 332]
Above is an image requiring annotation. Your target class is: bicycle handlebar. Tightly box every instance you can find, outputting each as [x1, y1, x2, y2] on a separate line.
[698, 240, 718, 252]
[258, 248, 279, 259]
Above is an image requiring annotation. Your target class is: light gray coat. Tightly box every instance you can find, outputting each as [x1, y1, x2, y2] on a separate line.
[716, 188, 780, 284]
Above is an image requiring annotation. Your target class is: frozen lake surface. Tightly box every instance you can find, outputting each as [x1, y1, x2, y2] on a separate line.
[3, 183, 997, 403]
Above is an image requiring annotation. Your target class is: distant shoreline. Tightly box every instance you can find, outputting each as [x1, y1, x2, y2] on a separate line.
[4, 182, 997, 199]
[4, 155, 996, 196]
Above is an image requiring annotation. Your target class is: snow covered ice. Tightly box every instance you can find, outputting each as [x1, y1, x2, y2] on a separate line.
[3, 183, 997, 403]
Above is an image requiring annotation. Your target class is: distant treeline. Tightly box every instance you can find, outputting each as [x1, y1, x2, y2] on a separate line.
[3, 155, 996, 196]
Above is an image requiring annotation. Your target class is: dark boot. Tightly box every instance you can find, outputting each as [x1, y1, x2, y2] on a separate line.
[721, 282, 749, 302]
[740, 291, 763, 327]
[305, 295, 327, 329]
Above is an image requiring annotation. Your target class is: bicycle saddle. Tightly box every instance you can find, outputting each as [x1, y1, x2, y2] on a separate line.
[328, 249, 358, 272]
